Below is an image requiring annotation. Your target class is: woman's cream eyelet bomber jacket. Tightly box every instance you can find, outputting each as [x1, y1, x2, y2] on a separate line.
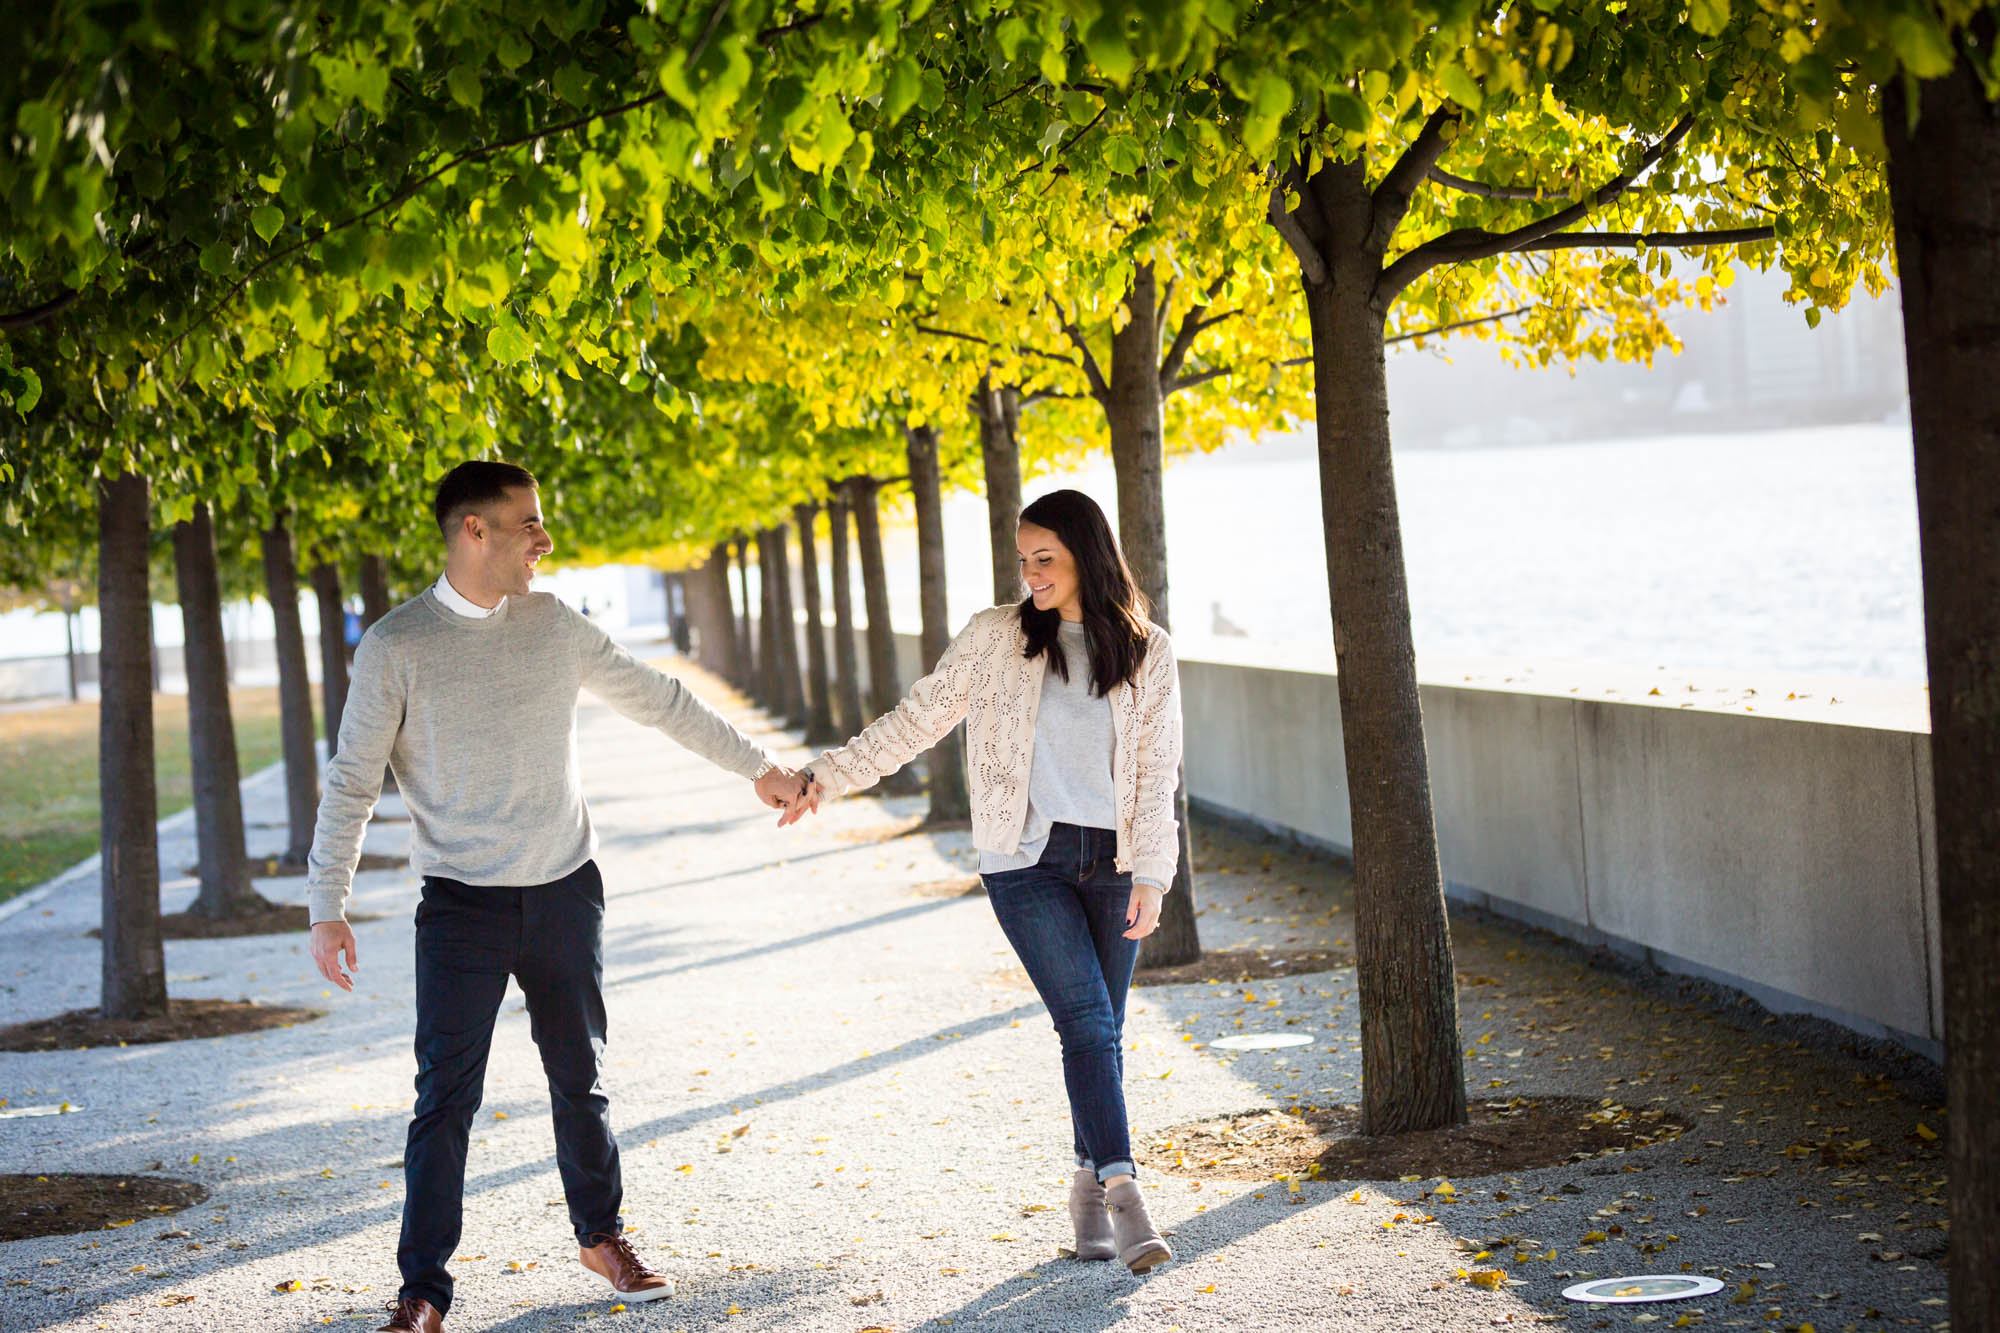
[802, 604, 1184, 889]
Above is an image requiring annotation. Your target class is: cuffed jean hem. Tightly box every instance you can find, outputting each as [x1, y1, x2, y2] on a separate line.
[1078, 1155, 1137, 1183]
[398, 1284, 452, 1318]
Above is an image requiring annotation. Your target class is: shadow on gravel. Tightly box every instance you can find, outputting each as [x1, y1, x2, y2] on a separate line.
[906, 1190, 1377, 1333]
[8, 1004, 1059, 1313]
[616, 1002, 1045, 1145]
[606, 896, 972, 989]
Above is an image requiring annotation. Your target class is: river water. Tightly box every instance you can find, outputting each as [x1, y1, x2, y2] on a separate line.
[910, 420, 1927, 683]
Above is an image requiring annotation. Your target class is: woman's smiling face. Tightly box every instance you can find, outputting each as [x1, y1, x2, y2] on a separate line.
[1018, 520, 1081, 620]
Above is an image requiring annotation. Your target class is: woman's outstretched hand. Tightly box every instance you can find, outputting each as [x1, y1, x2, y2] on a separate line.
[1123, 884, 1165, 940]
[776, 773, 825, 827]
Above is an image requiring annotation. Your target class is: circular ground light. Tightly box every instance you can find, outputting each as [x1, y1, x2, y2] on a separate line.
[1561, 1275, 1725, 1305]
[1208, 1033, 1314, 1051]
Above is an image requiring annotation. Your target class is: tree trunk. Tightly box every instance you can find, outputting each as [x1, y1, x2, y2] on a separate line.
[262, 522, 319, 867]
[1884, 41, 2000, 1331]
[62, 598, 79, 702]
[769, 522, 807, 727]
[1106, 260, 1202, 968]
[97, 471, 167, 1021]
[732, 535, 756, 691]
[976, 376, 1025, 604]
[795, 502, 838, 745]
[905, 423, 971, 824]
[847, 475, 921, 794]
[309, 562, 349, 761]
[1297, 155, 1465, 1135]
[827, 488, 864, 739]
[174, 504, 264, 920]
[691, 542, 739, 679]
[755, 528, 782, 712]
[667, 574, 692, 654]
[359, 553, 392, 631]
[149, 604, 163, 693]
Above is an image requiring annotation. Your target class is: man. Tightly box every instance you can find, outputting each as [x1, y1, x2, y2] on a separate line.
[307, 460, 804, 1333]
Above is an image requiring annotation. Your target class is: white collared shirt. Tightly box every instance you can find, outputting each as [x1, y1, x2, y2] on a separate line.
[432, 571, 501, 619]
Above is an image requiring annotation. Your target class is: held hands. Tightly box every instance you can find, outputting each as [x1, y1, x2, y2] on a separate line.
[754, 764, 825, 826]
[776, 773, 825, 828]
[310, 921, 359, 992]
[1123, 884, 1166, 940]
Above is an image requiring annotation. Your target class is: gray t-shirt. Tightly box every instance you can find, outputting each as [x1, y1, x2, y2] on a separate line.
[303, 589, 772, 923]
[979, 621, 1129, 880]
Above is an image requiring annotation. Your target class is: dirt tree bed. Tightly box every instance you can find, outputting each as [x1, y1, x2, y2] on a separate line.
[1134, 947, 1351, 987]
[1139, 1095, 1690, 1182]
[151, 904, 383, 940]
[0, 998, 324, 1052]
[179, 851, 406, 881]
[0, 1174, 208, 1242]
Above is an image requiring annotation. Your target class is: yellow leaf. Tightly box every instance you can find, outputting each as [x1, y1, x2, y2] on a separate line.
[1433, 1181, 1456, 1196]
[1467, 1269, 1506, 1289]
[493, 1111, 508, 1119]
[1199, 1283, 1217, 1293]
[1915, 1122, 1938, 1140]
[1582, 1230, 1608, 1243]
[274, 1279, 303, 1292]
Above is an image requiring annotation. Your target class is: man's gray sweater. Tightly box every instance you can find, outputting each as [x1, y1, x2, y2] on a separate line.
[305, 588, 772, 924]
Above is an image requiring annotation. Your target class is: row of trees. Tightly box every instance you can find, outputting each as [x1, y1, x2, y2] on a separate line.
[3, 2, 1996, 1321]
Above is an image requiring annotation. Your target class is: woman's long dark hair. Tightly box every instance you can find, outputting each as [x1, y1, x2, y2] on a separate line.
[1016, 489, 1151, 696]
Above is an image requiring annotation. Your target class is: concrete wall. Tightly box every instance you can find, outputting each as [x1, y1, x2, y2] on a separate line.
[764, 615, 1941, 1058]
[1180, 656, 1941, 1059]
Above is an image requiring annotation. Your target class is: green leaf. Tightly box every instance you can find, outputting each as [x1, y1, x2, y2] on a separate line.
[251, 205, 284, 244]
[1688, 0, 1730, 38]
[447, 66, 484, 110]
[495, 31, 533, 71]
[1889, 15, 1956, 79]
[1803, 305, 1822, 329]
[884, 57, 922, 122]
[1438, 63, 1483, 111]
[1083, 15, 1135, 85]
[11, 368, 40, 417]
[487, 318, 534, 365]
[1325, 87, 1371, 134]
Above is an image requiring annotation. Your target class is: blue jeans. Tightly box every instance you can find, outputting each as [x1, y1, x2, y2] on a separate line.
[399, 860, 622, 1315]
[982, 823, 1140, 1182]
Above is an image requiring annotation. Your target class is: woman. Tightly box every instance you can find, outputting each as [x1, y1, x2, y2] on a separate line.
[790, 489, 1182, 1273]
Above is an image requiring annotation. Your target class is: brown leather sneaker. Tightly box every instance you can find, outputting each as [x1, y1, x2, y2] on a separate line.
[580, 1232, 675, 1302]
[375, 1296, 443, 1332]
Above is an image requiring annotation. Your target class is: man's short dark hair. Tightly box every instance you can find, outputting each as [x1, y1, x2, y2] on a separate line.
[434, 460, 538, 540]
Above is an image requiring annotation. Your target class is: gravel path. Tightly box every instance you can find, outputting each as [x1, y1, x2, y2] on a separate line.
[0, 653, 1951, 1331]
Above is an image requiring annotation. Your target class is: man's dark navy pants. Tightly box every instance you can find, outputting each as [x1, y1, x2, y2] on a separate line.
[397, 860, 622, 1315]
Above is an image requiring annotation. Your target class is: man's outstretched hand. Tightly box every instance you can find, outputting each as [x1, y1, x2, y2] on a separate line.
[310, 921, 359, 992]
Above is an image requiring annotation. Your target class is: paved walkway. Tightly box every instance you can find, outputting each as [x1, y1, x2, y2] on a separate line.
[0, 657, 1951, 1331]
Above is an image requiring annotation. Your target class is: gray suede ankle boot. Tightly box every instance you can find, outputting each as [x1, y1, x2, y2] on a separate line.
[1104, 1178, 1172, 1273]
[1068, 1169, 1116, 1261]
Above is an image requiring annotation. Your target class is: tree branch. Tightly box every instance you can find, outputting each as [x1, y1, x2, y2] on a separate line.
[1007, 103, 1108, 188]
[1385, 304, 1534, 344]
[1426, 166, 1548, 201]
[1158, 306, 1237, 390]
[911, 320, 1076, 367]
[1267, 170, 1330, 287]
[757, 13, 823, 44]
[171, 0, 733, 354]
[0, 287, 81, 332]
[1376, 113, 1697, 310]
[1049, 297, 1110, 400]
[1369, 104, 1462, 254]
[1164, 365, 1232, 394]
[1513, 225, 1774, 253]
